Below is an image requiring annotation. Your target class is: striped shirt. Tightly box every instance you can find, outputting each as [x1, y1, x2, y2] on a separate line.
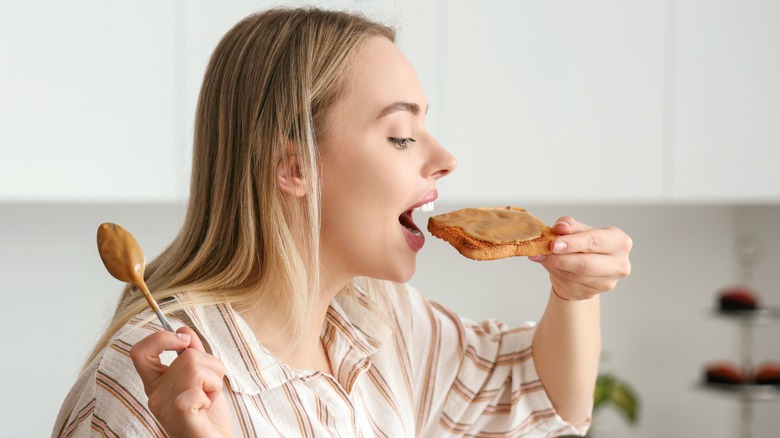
[53, 280, 589, 437]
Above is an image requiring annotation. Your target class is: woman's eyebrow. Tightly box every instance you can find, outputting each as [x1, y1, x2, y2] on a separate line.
[376, 101, 428, 119]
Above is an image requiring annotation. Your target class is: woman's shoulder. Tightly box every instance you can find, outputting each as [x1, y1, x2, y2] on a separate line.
[53, 305, 195, 437]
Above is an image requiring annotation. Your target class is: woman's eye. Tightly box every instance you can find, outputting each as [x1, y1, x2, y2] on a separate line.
[388, 137, 416, 150]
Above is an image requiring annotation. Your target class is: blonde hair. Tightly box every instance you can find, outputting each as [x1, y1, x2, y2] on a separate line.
[87, 7, 395, 365]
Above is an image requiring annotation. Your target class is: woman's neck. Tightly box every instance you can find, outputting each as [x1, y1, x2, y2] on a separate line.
[236, 275, 348, 374]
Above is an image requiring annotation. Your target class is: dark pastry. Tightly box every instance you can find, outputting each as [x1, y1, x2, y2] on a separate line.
[718, 285, 759, 311]
[755, 363, 780, 385]
[705, 362, 744, 385]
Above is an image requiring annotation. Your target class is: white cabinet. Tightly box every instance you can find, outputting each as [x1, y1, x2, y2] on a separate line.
[438, 1, 666, 204]
[671, 0, 780, 202]
[0, 1, 180, 202]
[3, 1, 778, 204]
[0, 0, 434, 204]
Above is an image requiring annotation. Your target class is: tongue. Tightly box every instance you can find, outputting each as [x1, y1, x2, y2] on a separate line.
[399, 211, 420, 234]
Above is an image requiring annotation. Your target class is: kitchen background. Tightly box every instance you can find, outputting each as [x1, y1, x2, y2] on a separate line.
[1, 1, 779, 437]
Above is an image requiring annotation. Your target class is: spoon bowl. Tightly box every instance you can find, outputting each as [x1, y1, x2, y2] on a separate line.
[97, 222, 175, 332]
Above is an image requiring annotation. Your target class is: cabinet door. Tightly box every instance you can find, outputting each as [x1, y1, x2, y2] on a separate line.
[439, 1, 665, 203]
[672, 0, 780, 202]
[0, 0, 177, 202]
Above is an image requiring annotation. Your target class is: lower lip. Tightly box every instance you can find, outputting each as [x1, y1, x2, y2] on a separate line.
[402, 226, 425, 252]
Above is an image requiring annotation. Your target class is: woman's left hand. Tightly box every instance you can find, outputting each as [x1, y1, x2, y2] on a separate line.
[529, 216, 633, 301]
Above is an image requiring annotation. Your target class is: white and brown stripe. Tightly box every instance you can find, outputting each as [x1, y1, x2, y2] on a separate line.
[53, 281, 588, 437]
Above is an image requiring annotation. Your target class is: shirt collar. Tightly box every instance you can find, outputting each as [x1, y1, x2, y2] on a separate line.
[176, 280, 392, 395]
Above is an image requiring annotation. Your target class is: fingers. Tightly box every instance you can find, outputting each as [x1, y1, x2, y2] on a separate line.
[173, 387, 215, 413]
[167, 348, 227, 395]
[545, 256, 628, 292]
[158, 330, 226, 398]
[130, 328, 220, 394]
[530, 216, 633, 300]
[549, 221, 632, 256]
[130, 330, 193, 387]
[542, 253, 629, 279]
[535, 254, 630, 300]
[149, 352, 225, 413]
[130, 328, 232, 437]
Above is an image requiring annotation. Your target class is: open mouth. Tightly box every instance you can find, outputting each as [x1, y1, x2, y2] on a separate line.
[398, 201, 435, 236]
[399, 209, 423, 237]
[397, 200, 435, 253]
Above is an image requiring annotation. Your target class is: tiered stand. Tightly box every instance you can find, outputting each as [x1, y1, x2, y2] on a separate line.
[701, 308, 780, 438]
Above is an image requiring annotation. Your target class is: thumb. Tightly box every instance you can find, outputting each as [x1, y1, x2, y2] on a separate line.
[550, 216, 592, 235]
[176, 326, 207, 353]
[551, 217, 574, 236]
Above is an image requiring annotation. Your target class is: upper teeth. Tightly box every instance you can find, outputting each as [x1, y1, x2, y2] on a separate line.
[413, 201, 435, 212]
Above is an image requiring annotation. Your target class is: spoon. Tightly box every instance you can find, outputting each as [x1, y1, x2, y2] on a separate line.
[97, 222, 176, 333]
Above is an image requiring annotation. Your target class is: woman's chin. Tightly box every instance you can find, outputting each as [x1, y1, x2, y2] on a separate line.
[378, 261, 417, 284]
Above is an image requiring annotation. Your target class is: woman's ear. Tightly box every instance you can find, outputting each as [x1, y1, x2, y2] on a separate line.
[277, 154, 308, 197]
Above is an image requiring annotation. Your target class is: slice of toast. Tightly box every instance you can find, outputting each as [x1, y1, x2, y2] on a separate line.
[427, 206, 555, 260]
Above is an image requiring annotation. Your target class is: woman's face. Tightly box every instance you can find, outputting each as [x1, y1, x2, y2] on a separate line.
[318, 36, 457, 286]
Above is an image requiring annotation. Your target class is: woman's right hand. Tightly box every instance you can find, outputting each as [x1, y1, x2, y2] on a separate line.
[130, 326, 233, 438]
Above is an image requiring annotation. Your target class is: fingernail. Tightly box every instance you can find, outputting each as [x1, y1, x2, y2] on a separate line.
[177, 333, 191, 342]
[553, 241, 568, 253]
[555, 221, 568, 228]
[529, 255, 546, 262]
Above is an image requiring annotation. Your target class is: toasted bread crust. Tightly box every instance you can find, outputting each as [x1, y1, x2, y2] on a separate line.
[427, 206, 555, 260]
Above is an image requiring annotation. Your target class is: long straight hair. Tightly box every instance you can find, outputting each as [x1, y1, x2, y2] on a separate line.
[86, 8, 395, 365]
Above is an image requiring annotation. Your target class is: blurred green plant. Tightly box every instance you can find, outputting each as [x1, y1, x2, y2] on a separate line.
[593, 373, 639, 424]
[562, 372, 639, 437]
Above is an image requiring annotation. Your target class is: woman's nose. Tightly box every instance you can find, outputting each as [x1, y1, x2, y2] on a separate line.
[427, 137, 458, 180]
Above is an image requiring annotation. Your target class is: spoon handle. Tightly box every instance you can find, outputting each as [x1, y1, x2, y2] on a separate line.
[137, 286, 177, 335]
[153, 308, 175, 332]
[137, 287, 184, 355]
[153, 309, 184, 355]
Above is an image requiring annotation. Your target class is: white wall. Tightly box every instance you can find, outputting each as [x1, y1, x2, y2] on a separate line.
[5, 0, 780, 204]
[1, 203, 778, 437]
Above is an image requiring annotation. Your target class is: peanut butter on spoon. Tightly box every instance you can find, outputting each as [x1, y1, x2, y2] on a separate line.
[97, 223, 176, 333]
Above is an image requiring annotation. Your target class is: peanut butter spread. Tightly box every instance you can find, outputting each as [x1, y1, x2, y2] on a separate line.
[433, 208, 542, 243]
[97, 223, 158, 311]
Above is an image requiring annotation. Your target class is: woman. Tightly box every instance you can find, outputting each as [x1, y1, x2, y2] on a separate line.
[54, 7, 631, 437]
